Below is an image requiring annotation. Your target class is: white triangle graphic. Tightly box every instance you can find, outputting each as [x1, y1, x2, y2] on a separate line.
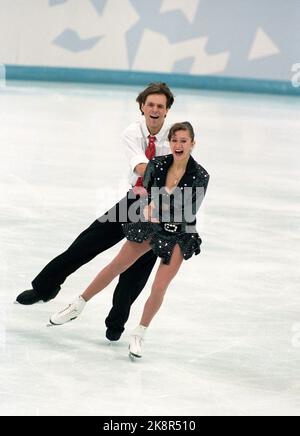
[248, 27, 280, 60]
[160, 0, 199, 23]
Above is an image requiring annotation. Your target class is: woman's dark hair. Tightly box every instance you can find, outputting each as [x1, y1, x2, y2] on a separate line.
[136, 82, 175, 114]
[168, 122, 195, 142]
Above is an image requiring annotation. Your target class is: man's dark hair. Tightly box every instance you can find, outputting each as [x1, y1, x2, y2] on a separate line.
[168, 122, 195, 142]
[136, 82, 175, 115]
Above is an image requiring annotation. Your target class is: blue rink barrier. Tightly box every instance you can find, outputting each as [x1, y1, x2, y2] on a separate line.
[4, 64, 300, 96]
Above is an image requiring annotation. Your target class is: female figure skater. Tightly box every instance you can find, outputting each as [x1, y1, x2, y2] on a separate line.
[49, 122, 210, 358]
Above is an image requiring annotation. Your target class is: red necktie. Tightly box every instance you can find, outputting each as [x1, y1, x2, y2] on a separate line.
[134, 135, 156, 188]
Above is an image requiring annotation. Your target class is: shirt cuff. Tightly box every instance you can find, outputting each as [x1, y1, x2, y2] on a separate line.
[130, 153, 149, 176]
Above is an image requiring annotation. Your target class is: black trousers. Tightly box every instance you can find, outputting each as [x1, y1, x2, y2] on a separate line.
[32, 193, 157, 333]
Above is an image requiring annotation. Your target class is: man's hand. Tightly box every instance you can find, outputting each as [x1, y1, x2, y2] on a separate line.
[133, 186, 148, 197]
[135, 163, 147, 177]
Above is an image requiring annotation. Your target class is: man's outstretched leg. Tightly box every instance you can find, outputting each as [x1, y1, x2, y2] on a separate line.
[16, 196, 129, 305]
[105, 250, 157, 340]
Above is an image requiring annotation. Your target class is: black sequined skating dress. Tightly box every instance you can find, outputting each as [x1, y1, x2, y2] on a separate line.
[122, 155, 210, 265]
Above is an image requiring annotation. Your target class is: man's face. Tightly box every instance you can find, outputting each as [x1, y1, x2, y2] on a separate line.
[141, 94, 169, 134]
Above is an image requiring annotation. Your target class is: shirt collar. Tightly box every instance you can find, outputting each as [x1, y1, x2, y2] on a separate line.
[140, 118, 169, 143]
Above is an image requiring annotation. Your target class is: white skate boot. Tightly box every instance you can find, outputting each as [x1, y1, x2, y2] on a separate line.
[129, 325, 147, 359]
[49, 296, 86, 326]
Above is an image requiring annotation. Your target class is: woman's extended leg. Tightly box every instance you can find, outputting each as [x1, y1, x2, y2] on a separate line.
[82, 240, 152, 301]
[49, 240, 151, 325]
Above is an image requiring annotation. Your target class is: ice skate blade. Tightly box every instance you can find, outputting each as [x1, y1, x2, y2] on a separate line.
[47, 321, 58, 327]
[47, 316, 77, 327]
[14, 300, 44, 305]
[46, 319, 66, 327]
[129, 351, 142, 360]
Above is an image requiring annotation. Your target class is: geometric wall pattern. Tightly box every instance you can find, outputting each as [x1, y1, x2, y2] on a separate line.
[0, 0, 298, 81]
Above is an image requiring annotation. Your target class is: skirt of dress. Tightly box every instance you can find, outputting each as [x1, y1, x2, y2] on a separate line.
[121, 221, 202, 265]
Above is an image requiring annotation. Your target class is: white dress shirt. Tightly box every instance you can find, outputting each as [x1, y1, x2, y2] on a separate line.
[122, 118, 171, 187]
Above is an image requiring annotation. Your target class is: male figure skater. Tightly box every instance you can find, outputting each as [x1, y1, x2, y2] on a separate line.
[16, 82, 175, 342]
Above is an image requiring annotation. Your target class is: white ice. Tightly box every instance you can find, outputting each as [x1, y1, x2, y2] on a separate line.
[0, 81, 300, 416]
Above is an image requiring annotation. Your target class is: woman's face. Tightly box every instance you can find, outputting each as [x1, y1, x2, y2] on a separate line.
[170, 130, 195, 162]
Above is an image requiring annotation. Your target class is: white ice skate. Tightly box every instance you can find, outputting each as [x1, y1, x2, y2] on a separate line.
[129, 325, 147, 359]
[49, 296, 86, 326]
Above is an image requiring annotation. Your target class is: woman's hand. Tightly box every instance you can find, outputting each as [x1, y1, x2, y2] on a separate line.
[143, 202, 160, 223]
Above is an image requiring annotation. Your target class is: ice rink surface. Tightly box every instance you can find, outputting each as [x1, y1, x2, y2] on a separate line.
[0, 81, 299, 416]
